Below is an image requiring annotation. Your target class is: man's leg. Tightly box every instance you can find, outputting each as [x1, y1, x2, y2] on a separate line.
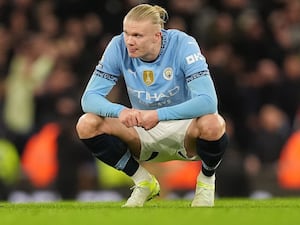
[76, 113, 159, 207]
[192, 133, 228, 207]
[196, 133, 228, 176]
[81, 134, 139, 176]
[189, 114, 228, 207]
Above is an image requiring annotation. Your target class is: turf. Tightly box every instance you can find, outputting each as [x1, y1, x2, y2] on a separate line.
[0, 198, 300, 225]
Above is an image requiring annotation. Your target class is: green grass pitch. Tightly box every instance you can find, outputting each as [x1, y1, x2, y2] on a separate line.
[1, 198, 300, 225]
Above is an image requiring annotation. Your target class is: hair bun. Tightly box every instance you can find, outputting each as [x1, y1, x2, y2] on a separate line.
[160, 12, 169, 23]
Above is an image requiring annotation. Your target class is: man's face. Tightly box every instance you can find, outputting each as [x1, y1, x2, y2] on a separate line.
[123, 18, 161, 61]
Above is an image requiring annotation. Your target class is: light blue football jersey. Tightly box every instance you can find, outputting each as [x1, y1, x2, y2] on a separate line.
[81, 29, 218, 120]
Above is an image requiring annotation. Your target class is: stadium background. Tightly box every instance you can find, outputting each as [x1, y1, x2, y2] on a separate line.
[0, 0, 300, 202]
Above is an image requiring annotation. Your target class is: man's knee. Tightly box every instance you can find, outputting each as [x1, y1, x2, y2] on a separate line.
[76, 113, 104, 138]
[197, 114, 226, 140]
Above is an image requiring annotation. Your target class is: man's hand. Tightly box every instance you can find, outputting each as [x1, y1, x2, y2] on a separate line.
[119, 108, 143, 128]
[136, 109, 159, 130]
[119, 108, 159, 130]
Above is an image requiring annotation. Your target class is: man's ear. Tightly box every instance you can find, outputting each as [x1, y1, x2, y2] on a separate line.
[154, 31, 162, 41]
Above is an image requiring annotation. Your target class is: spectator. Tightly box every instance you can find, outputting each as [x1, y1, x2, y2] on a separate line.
[3, 34, 56, 154]
[244, 104, 291, 197]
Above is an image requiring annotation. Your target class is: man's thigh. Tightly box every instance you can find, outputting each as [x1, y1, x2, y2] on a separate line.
[134, 119, 200, 162]
[105, 117, 141, 157]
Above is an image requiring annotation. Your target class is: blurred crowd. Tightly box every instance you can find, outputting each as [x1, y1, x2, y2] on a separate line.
[0, 0, 300, 202]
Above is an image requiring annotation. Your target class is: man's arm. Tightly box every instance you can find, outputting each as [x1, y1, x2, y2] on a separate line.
[81, 70, 126, 117]
[115, 72, 218, 129]
[156, 73, 218, 121]
[126, 72, 218, 131]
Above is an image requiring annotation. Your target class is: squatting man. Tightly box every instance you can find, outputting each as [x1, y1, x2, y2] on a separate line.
[76, 4, 228, 207]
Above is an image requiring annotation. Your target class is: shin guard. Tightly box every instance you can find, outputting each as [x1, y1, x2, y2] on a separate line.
[196, 133, 228, 176]
[81, 134, 139, 176]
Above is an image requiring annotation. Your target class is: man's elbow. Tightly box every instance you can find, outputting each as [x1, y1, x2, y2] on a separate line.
[206, 97, 218, 114]
[81, 93, 90, 113]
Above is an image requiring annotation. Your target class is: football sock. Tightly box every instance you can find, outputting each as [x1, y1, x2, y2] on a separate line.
[131, 165, 152, 185]
[198, 171, 215, 184]
[196, 133, 228, 176]
[81, 134, 139, 176]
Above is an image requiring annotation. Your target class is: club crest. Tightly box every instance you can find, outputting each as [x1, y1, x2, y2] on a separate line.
[163, 67, 173, 80]
[143, 70, 154, 86]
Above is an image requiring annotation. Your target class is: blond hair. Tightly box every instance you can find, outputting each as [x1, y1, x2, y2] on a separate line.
[125, 4, 168, 29]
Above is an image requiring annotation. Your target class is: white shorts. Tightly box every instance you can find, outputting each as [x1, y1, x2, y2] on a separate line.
[134, 119, 201, 162]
